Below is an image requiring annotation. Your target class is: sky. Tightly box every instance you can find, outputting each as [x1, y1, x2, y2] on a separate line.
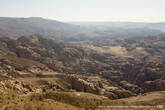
[0, 0, 165, 22]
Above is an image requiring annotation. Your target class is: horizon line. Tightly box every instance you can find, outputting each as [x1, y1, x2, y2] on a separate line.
[0, 16, 165, 23]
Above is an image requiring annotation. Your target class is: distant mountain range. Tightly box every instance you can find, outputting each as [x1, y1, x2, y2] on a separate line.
[69, 21, 165, 32]
[0, 17, 164, 42]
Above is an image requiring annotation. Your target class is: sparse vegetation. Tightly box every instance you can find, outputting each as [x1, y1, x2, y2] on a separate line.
[0, 33, 165, 110]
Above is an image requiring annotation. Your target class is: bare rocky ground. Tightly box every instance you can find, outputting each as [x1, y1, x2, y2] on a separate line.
[0, 77, 164, 110]
[0, 34, 165, 110]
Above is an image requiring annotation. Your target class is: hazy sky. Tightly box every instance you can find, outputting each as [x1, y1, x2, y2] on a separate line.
[0, 0, 165, 22]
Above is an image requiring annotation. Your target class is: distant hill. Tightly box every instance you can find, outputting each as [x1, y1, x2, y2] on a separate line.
[0, 17, 164, 42]
[0, 17, 84, 41]
[69, 21, 165, 32]
[70, 21, 165, 41]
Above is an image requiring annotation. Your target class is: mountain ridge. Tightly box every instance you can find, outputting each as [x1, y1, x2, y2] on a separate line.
[0, 17, 164, 42]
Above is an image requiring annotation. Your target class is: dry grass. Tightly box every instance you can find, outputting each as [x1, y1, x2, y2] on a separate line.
[85, 45, 130, 57]
[0, 83, 165, 110]
[120, 91, 165, 105]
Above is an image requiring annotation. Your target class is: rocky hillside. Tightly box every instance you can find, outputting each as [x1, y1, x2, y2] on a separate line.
[1, 34, 165, 92]
[0, 34, 165, 109]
